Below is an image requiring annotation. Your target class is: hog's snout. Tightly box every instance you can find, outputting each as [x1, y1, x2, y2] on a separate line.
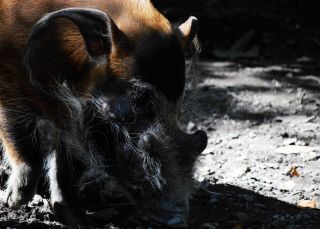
[149, 211, 187, 228]
[176, 129, 208, 157]
[145, 199, 188, 228]
[190, 130, 208, 155]
[130, 128, 207, 228]
[139, 129, 207, 157]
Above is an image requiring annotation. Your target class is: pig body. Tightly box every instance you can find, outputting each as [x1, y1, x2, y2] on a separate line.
[0, 0, 207, 227]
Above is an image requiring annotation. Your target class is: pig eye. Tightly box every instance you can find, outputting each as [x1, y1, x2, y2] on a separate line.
[109, 96, 137, 124]
[131, 86, 155, 108]
[120, 107, 137, 124]
[135, 93, 156, 118]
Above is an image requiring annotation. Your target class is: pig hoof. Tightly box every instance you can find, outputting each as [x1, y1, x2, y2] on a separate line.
[5, 184, 36, 207]
[5, 167, 38, 207]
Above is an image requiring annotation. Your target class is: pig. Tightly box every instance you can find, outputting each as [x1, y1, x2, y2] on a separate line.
[0, 0, 207, 227]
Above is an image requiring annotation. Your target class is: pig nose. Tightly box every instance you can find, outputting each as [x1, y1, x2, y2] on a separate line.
[191, 130, 208, 156]
[146, 200, 188, 228]
[149, 213, 187, 228]
[176, 129, 208, 157]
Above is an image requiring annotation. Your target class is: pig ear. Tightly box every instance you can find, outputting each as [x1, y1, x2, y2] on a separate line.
[24, 8, 115, 87]
[177, 16, 199, 49]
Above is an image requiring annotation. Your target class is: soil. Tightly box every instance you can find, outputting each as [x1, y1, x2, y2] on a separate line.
[1, 60, 320, 229]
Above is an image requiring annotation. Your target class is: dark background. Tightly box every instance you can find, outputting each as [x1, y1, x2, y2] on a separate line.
[153, 0, 320, 63]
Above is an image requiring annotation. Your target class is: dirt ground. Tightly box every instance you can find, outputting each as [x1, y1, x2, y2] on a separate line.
[190, 60, 320, 228]
[1, 60, 320, 228]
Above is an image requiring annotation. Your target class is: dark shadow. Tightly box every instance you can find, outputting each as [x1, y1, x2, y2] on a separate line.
[189, 183, 320, 228]
[182, 59, 320, 126]
[84, 182, 320, 228]
[184, 84, 277, 125]
[256, 66, 320, 91]
[3, 182, 319, 228]
[0, 221, 65, 229]
[153, 0, 320, 62]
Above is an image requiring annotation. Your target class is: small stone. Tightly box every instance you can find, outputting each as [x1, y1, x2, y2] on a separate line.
[272, 79, 282, 88]
[248, 132, 256, 138]
[297, 199, 317, 209]
[199, 223, 219, 229]
[283, 180, 296, 190]
[282, 138, 297, 145]
[275, 145, 319, 154]
[166, 215, 186, 227]
[297, 56, 313, 63]
[209, 197, 219, 204]
[243, 195, 254, 202]
[187, 121, 197, 131]
[286, 72, 293, 78]
[230, 133, 240, 139]
[235, 212, 251, 224]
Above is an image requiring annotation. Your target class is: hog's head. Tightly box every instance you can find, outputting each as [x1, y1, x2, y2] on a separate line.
[24, 4, 207, 227]
[92, 81, 207, 227]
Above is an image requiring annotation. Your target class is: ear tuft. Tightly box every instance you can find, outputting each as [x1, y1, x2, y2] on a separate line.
[24, 8, 115, 87]
[178, 16, 199, 49]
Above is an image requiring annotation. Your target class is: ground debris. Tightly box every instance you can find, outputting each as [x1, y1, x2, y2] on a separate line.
[297, 200, 317, 209]
[2, 58, 320, 228]
[287, 166, 300, 177]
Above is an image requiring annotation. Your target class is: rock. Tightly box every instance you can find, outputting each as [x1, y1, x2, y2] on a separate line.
[248, 132, 256, 138]
[303, 151, 320, 161]
[283, 180, 296, 191]
[199, 223, 219, 229]
[226, 164, 250, 178]
[275, 145, 320, 154]
[242, 195, 254, 202]
[230, 133, 240, 139]
[166, 215, 187, 227]
[209, 197, 219, 204]
[297, 200, 317, 209]
[271, 79, 282, 88]
[282, 138, 297, 145]
[297, 56, 314, 63]
[187, 121, 197, 132]
[29, 194, 44, 207]
[235, 212, 252, 224]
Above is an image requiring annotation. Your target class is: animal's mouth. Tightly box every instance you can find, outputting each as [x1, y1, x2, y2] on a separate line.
[138, 198, 188, 227]
[146, 205, 187, 228]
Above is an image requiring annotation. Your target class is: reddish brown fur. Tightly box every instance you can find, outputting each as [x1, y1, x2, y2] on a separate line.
[0, 0, 174, 163]
[0, 0, 172, 76]
[0, 2, 205, 227]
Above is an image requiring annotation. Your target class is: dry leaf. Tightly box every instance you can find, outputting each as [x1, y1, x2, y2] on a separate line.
[288, 166, 300, 177]
[297, 200, 317, 209]
[234, 224, 243, 229]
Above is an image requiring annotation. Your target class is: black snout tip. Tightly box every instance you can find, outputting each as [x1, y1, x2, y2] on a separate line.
[193, 130, 208, 155]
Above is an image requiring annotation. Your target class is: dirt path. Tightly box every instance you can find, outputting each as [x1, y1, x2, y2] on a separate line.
[1, 60, 320, 228]
[189, 60, 320, 228]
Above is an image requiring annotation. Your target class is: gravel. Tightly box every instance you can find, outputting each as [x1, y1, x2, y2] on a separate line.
[1, 61, 320, 228]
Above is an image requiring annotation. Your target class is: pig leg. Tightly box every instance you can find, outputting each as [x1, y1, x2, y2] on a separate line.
[1, 118, 42, 207]
[46, 142, 87, 227]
